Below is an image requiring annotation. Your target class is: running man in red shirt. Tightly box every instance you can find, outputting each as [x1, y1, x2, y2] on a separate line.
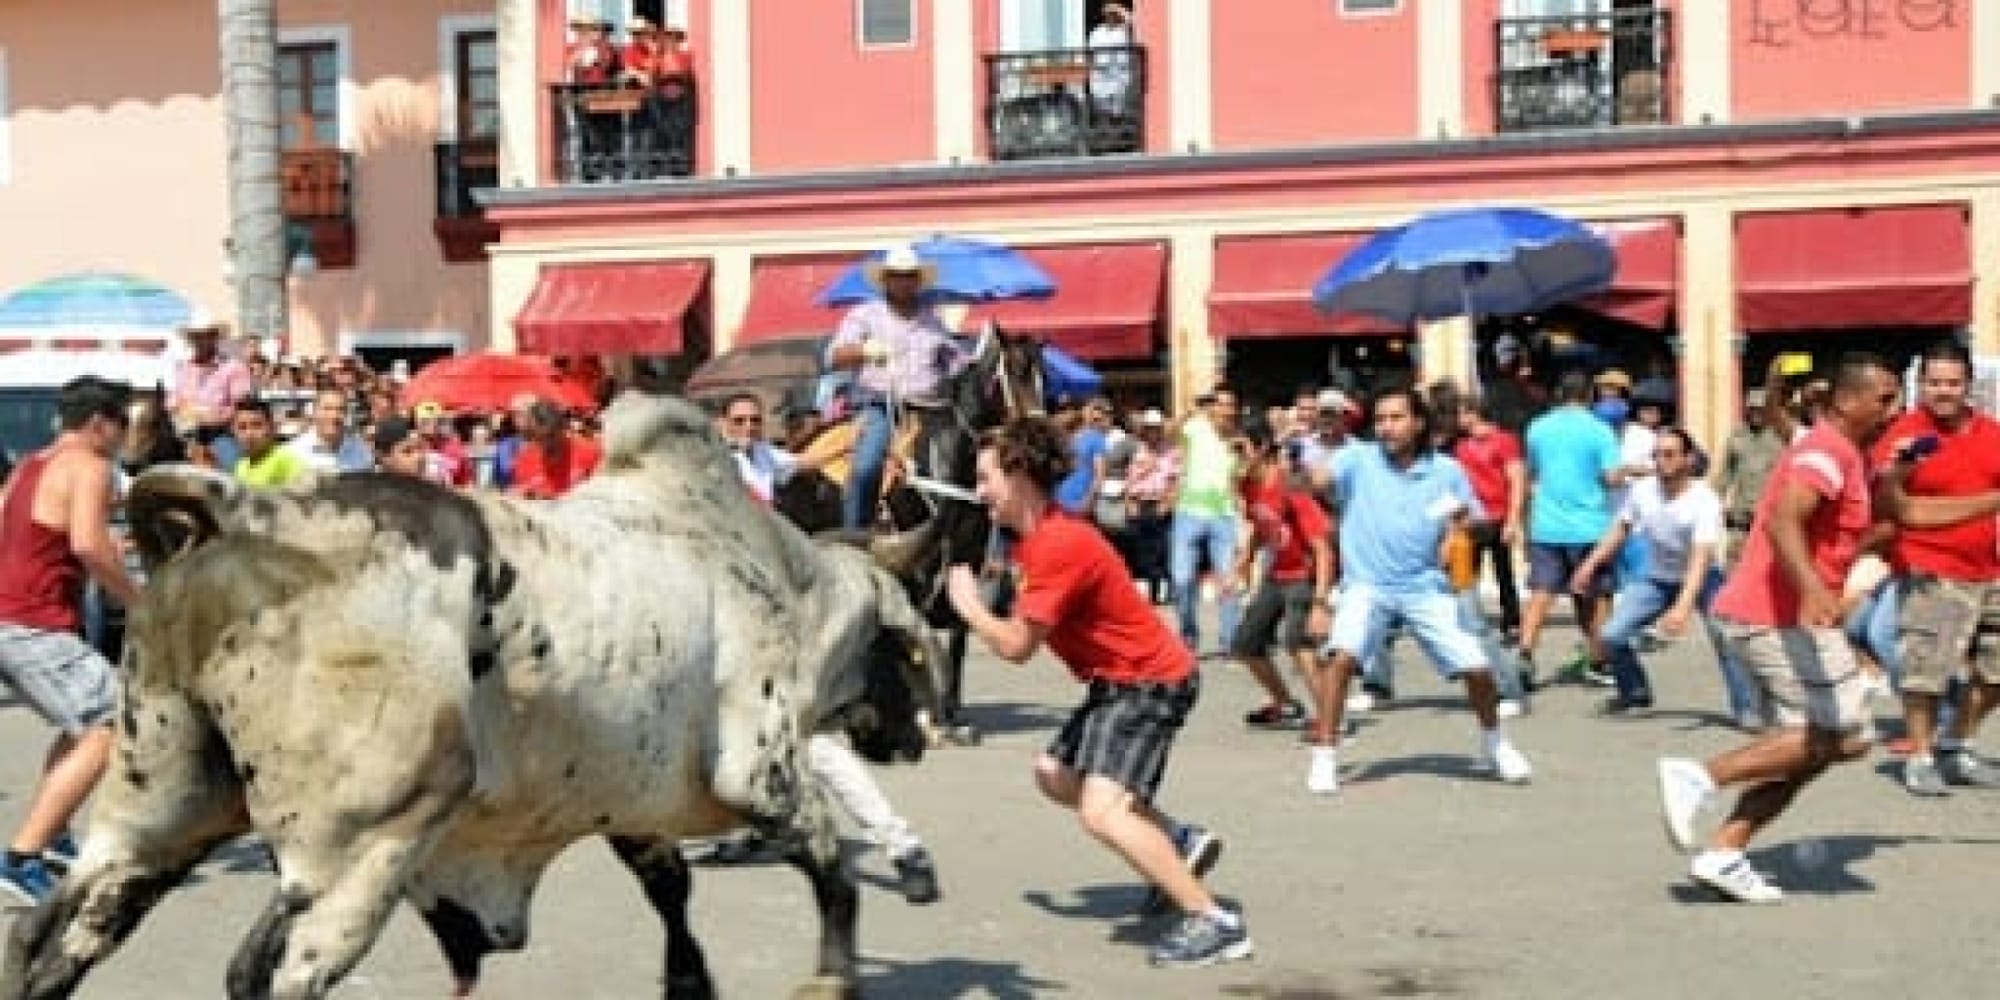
[1227, 425, 1333, 729]
[948, 417, 1251, 969]
[1656, 353, 2000, 903]
[0, 377, 143, 904]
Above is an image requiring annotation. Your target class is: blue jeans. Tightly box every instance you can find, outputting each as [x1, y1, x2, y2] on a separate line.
[1844, 578, 1902, 686]
[1169, 511, 1240, 650]
[843, 403, 894, 531]
[1603, 570, 1757, 716]
[1361, 589, 1525, 702]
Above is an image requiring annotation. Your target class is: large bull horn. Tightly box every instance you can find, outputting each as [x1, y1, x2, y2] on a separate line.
[125, 464, 241, 571]
[867, 517, 945, 579]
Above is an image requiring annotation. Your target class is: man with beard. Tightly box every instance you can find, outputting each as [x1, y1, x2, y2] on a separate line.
[1657, 353, 2000, 902]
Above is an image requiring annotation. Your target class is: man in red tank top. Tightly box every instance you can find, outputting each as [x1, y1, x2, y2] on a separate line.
[0, 377, 143, 904]
[948, 417, 1252, 970]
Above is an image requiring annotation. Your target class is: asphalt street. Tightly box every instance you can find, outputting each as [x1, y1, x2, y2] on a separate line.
[2, 609, 1996, 999]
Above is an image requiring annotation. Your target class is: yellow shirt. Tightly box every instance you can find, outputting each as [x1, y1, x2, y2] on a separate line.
[235, 448, 308, 489]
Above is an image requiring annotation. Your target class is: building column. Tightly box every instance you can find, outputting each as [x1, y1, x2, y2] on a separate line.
[1976, 0, 2000, 108]
[495, 0, 546, 187]
[710, 0, 753, 174]
[1415, 0, 1464, 139]
[933, 0, 978, 163]
[1679, 206, 1737, 455]
[1167, 0, 1211, 152]
[487, 250, 541, 353]
[1970, 190, 2000, 356]
[1677, 0, 1730, 125]
[709, 246, 754, 354]
[1167, 231, 1216, 412]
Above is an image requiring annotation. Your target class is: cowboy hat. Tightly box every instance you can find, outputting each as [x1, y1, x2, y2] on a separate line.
[1593, 368, 1633, 391]
[178, 310, 226, 336]
[567, 10, 610, 28]
[628, 15, 658, 34]
[862, 244, 938, 291]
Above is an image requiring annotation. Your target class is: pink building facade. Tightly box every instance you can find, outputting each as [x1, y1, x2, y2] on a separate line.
[0, 0, 497, 364]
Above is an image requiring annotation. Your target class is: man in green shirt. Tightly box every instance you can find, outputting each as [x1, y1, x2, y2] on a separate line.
[231, 398, 308, 489]
[1171, 385, 1242, 653]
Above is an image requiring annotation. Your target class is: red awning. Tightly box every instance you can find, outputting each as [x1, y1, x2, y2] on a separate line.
[1208, 233, 1399, 338]
[736, 256, 852, 346]
[514, 261, 708, 355]
[1575, 220, 1679, 329]
[964, 243, 1166, 361]
[1736, 205, 1970, 332]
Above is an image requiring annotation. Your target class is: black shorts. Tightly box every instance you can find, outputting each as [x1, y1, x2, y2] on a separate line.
[1048, 673, 1200, 804]
[1230, 579, 1318, 656]
[1527, 542, 1612, 596]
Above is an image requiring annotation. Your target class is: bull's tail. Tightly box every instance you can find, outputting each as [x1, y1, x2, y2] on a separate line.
[125, 464, 243, 571]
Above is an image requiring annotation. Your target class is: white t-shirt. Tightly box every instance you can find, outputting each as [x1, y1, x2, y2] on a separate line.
[1617, 476, 1723, 583]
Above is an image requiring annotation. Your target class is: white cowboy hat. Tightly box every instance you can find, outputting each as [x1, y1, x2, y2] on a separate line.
[179, 310, 226, 336]
[863, 244, 938, 291]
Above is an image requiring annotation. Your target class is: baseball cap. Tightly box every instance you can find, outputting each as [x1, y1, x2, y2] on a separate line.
[1314, 388, 1352, 412]
[1139, 407, 1165, 426]
[413, 401, 446, 420]
[372, 417, 417, 453]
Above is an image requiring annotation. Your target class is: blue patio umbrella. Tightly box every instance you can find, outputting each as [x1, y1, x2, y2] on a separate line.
[0, 272, 194, 333]
[1312, 207, 1615, 326]
[817, 236, 1058, 307]
[1039, 344, 1102, 403]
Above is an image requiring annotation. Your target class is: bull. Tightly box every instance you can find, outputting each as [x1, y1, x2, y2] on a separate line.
[0, 393, 941, 1000]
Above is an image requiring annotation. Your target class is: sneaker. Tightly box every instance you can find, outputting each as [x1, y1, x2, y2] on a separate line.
[1345, 689, 1376, 713]
[1139, 825, 1224, 916]
[890, 846, 941, 905]
[1482, 738, 1533, 784]
[1243, 701, 1306, 730]
[40, 831, 79, 876]
[1582, 663, 1616, 688]
[1903, 756, 1951, 797]
[1598, 694, 1655, 716]
[0, 855, 57, 907]
[1306, 745, 1339, 796]
[1362, 679, 1394, 703]
[1689, 850, 1784, 904]
[1941, 748, 2000, 788]
[1497, 698, 1526, 720]
[1657, 758, 1716, 853]
[1148, 908, 1254, 968]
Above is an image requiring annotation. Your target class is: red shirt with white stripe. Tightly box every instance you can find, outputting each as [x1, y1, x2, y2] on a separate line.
[1712, 423, 1872, 627]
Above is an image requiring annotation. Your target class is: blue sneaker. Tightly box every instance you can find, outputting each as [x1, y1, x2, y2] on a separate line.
[1138, 824, 1223, 916]
[1149, 907, 1254, 968]
[43, 831, 79, 873]
[0, 855, 57, 907]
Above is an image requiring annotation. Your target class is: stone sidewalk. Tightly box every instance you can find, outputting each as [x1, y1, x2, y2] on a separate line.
[2, 618, 1997, 998]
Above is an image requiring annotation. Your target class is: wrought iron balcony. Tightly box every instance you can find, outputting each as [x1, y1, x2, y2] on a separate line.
[434, 139, 500, 262]
[549, 83, 698, 184]
[984, 45, 1146, 161]
[1494, 7, 1671, 133]
[280, 147, 355, 268]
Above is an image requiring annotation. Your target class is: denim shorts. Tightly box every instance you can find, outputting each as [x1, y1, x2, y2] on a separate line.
[0, 623, 119, 735]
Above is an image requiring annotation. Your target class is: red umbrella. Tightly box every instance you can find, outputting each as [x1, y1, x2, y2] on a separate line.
[400, 353, 599, 414]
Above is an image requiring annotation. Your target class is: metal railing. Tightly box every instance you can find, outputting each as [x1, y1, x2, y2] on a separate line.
[280, 148, 354, 220]
[1494, 8, 1671, 133]
[549, 83, 698, 183]
[984, 44, 1146, 161]
[435, 138, 499, 218]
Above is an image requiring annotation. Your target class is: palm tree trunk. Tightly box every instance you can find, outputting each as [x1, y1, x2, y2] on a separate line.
[219, 0, 286, 348]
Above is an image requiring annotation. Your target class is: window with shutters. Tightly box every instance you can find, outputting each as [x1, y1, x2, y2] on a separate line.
[857, 0, 916, 48]
[277, 41, 340, 148]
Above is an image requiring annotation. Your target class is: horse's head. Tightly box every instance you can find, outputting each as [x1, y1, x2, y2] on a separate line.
[954, 322, 1047, 428]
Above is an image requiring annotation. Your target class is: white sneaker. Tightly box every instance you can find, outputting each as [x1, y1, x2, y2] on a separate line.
[1306, 745, 1340, 796]
[1345, 690, 1375, 713]
[1689, 850, 1784, 904]
[1497, 699, 1525, 720]
[1482, 738, 1533, 784]
[1657, 757, 1715, 854]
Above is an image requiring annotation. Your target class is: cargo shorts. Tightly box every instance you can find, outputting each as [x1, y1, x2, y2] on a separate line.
[1896, 576, 2000, 696]
[1716, 620, 1873, 736]
[0, 623, 119, 736]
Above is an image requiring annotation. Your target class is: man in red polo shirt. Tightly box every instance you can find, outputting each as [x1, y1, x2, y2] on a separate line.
[1227, 425, 1333, 729]
[948, 417, 1251, 969]
[1454, 395, 1526, 641]
[1868, 341, 2000, 795]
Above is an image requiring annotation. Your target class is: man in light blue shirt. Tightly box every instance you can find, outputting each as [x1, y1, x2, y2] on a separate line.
[1519, 371, 1630, 685]
[1304, 387, 1533, 797]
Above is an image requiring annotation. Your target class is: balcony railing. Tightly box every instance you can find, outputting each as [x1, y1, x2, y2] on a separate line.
[435, 138, 499, 218]
[984, 45, 1146, 161]
[549, 83, 697, 183]
[1494, 8, 1671, 133]
[281, 148, 355, 268]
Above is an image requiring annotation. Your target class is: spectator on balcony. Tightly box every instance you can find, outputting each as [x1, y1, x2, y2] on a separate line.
[621, 17, 699, 178]
[1088, 3, 1136, 122]
[562, 14, 622, 181]
[169, 313, 255, 472]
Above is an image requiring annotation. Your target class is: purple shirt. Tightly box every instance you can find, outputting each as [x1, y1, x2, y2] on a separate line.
[171, 357, 255, 427]
[827, 299, 967, 403]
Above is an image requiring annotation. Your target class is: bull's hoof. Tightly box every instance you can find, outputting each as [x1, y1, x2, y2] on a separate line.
[789, 976, 860, 1000]
[664, 971, 717, 1000]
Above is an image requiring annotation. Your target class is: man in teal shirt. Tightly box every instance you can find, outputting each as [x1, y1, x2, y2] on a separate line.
[1171, 386, 1242, 653]
[1519, 371, 1628, 684]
